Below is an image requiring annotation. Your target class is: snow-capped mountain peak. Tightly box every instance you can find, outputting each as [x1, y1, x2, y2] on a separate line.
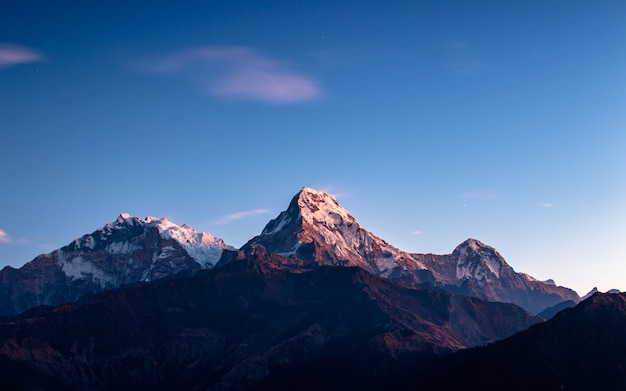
[149, 216, 235, 267]
[245, 187, 430, 280]
[297, 187, 361, 232]
[0, 214, 236, 317]
[453, 238, 512, 283]
[93, 214, 234, 267]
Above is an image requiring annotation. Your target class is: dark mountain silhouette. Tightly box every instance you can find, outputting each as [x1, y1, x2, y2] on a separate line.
[0, 248, 539, 390]
[537, 299, 577, 320]
[418, 292, 626, 391]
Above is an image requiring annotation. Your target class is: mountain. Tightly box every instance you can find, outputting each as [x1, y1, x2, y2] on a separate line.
[243, 187, 578, 314]
[419, 292, 626, 390]
[242, 187, 434, 284]
[0, 249, 540, 390]
[537, 300, 577, 320]
[414, 239, 580, 314]
[0, 214, 234, 317]
[583, 287, 600, 300]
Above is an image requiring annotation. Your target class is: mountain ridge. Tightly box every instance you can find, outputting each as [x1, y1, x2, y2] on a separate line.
[1, 187, 578, 316]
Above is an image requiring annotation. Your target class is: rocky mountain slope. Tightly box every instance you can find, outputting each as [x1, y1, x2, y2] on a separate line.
[244, 187, 578, 313]
[414, 238, 579, 314]
[0, 214, 233, 317]
[0, 249, 540, 390]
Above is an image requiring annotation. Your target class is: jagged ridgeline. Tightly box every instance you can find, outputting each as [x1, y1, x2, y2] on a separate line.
[0, 187, 577, 317]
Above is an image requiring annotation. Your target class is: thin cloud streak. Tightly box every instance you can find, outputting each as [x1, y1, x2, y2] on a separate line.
[143, 46, 321, 104]
[411, 230, 423, 235]
[0, 44, 45, 68]
[0, 229, 11, 243]
[211, 209, 270, 225]
[542, 203, 555, 208]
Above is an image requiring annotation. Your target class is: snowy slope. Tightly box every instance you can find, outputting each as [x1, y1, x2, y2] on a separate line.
[0, 214, 234, 317]
[244, 187, 432, 281]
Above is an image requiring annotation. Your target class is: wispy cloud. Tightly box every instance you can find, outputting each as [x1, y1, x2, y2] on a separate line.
[0, 229, 12, 243]
[211, 208, 270, 225]
[0, 44, 45, 68]
[541, 203, 555, 208]
[142, 46, 321, 104]
[411, 230, 423, 235]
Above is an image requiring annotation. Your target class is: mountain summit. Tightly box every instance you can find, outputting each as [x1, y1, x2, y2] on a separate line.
[242, 187, 433, 282]
[0, 214, 234, 317]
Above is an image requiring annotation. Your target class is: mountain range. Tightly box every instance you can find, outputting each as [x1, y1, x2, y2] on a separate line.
[0, 249, 541, 390]
[0, 187, 577, 317]
[0, 186, 615, 389]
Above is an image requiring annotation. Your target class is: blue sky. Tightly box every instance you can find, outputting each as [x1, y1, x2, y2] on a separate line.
[1, 1, 625, 295]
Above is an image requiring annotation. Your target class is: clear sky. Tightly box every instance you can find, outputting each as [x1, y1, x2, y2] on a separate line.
[1, 1, 625, 296]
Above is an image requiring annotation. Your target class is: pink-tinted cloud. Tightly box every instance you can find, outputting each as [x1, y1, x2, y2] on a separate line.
[212, 69, 319, 103]
[0, 229, 11, 243]
[143, 46, 321, 104]
[0, 44, 45, 68]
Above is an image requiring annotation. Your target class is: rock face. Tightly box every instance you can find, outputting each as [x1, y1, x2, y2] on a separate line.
[0, 250, 540, 391]
[243, 187, 433, 284]
[0, 214, 234, 317]
[414, 239, 580, 314]
[244, 187, 579, 314]
[420, 292, 626, 390]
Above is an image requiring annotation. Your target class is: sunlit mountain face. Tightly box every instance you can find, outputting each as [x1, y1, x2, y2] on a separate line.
[243, 187, 579, 314]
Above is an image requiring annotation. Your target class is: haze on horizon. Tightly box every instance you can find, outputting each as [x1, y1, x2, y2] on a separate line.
[1, 0, 624, 296]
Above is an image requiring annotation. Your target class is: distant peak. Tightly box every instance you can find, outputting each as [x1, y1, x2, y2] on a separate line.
[456, 238, 491, 252]
[117, 213, 131, 222]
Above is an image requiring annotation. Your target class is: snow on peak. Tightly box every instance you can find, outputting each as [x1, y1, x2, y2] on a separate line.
[102, 214, 234, 267]
[457, 238, 490, 252]
[455, 238, 508, 283]
[152, 218, 235, 267]
[297, 187, 357, 228]
[257, 187, 427, 275]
